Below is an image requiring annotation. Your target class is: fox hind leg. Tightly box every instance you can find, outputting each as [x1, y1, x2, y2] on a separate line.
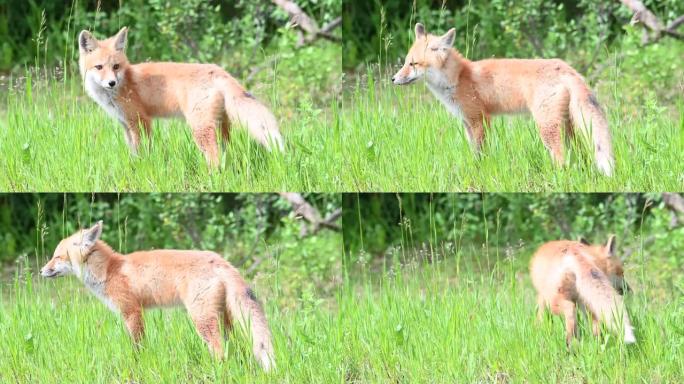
[559, 299, 578, 347]
[536, 294, 546, 323]
[222, 308, 234, 340]
[186, 113, 220, 167]
[188, 306, 224, 358]
[590, 312, 601, 337]
[531, 88, 569, 167]
[220, 114, 231, 147]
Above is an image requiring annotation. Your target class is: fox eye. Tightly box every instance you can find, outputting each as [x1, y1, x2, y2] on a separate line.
[95, 65, 103, 70]
[113, 64, 120, 70]
[409, 62, 416, 66]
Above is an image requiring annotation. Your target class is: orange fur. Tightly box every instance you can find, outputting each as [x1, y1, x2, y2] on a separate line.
[393, 23, 615, 175]
[40, 221, 275, 371]
[78, 27, 284, 166]
[529, 236, 635, 345]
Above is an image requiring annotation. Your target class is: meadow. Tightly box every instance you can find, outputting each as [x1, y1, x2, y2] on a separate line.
[337, 245, 684, 383]
[0, 0, 343, 192]
[3, 241, 682, 383]
[340, 62, 684, 192]
[0, 193, 345, 383]
[0, 48, 342, 192]
[341, 1, 684, 192]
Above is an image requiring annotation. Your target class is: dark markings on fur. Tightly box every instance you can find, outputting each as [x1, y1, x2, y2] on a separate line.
[243, 91, 256, 99]
[246, 287, 258, 302]
[597, 144, 602, 152]
[590, 268, 601, 279]
[588, 94, 601, 109]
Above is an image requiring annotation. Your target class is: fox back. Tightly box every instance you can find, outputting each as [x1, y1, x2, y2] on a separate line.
[530, 236, 635, 344]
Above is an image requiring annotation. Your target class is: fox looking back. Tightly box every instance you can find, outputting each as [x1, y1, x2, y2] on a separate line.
[78, 27, 284, 166]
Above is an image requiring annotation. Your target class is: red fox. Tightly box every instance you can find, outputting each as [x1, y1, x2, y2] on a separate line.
[40, 221, 275, 371]
[78, 27, 284, 166]
[392, 23, 615, 176]
[529, 236, 635, 345]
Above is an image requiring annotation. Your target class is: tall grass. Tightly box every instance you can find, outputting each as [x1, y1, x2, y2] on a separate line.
[0, 272, 343, 383]
[335, 237, 684, 383]
[5, 244, 678, 382]
[0, 71, 342, 192]
[340, 67, 684, 192]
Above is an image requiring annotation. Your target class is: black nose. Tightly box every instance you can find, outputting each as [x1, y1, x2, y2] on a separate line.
[108, 80, 116, 87]
[391, 76, 395, 82]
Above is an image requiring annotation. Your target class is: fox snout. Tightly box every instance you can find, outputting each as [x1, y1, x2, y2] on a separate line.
[40, 266, 58, 278]
[100, 76, 119, 90]
[392, 67, 419, 85]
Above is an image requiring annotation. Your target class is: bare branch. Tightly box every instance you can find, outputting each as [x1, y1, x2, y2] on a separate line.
[272, 0, 341, 47]
[278, 193, 341, 236]
[272, 0, 319, 34]
[621, 0, 684, 43]
[246, 8, 340, 82]
[667, 15, 684, 31]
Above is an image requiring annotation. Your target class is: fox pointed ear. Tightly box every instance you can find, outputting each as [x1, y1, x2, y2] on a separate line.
[113, 27, 128, 52]
[81, 220, 103, 249]
[79, 30, 98, 53]
[441, 28, 456, 47]
[415, 23, 426, 39]
[605, 234, 617, 257]
[577, 236, 590, 245]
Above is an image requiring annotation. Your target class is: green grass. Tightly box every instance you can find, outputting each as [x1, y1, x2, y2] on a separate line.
[336, 246, 684, 382]
[0, 212, 344, 383]
[0, 273, 343, 383]
[340, 68, 684, 192]
[0, 46, 343, 192]
[4, 243, 682, 383]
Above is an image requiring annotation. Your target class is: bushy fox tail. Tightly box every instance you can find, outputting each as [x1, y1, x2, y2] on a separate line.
[565, 75, 614, 176]
[568, 256, 636, 344]
[221, 78, 284, 152]
[222, 270, 276, 371]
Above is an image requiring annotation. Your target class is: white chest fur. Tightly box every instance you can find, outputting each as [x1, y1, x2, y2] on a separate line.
[84, 72, 125, 124]
[426, 68, 464, 121]
[79, 266, 119, 313]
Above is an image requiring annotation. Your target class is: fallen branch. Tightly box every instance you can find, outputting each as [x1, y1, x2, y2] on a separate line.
[621, 0, 684, 43]
[278, 193, 341, 236]
[272, 0, 341, 46]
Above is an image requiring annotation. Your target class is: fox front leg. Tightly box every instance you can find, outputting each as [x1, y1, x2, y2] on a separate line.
[120, 115, 150, 155]
[123, 310, 144, 347]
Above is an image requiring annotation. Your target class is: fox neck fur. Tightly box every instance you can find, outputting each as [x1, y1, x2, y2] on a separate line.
[425, 50, 467, 121]
[75, 240, 122, 313]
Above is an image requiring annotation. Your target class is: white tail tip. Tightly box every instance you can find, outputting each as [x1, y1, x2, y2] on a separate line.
[258, 350, 275, 372]
[624, 328, 636, 344]
[596, 156, 614, 176]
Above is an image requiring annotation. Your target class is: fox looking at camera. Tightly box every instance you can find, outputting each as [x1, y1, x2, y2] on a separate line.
[78, 27, 284, 166]
[393, 23, 615, 176]
[40, 221, 275, 371]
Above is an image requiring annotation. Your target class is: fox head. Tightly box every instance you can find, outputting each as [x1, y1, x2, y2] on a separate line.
[78, 27, 129, 91]
[579, 234, 631, 294]
[392, 23, 456, 85]
[40, 221, 103, 279]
